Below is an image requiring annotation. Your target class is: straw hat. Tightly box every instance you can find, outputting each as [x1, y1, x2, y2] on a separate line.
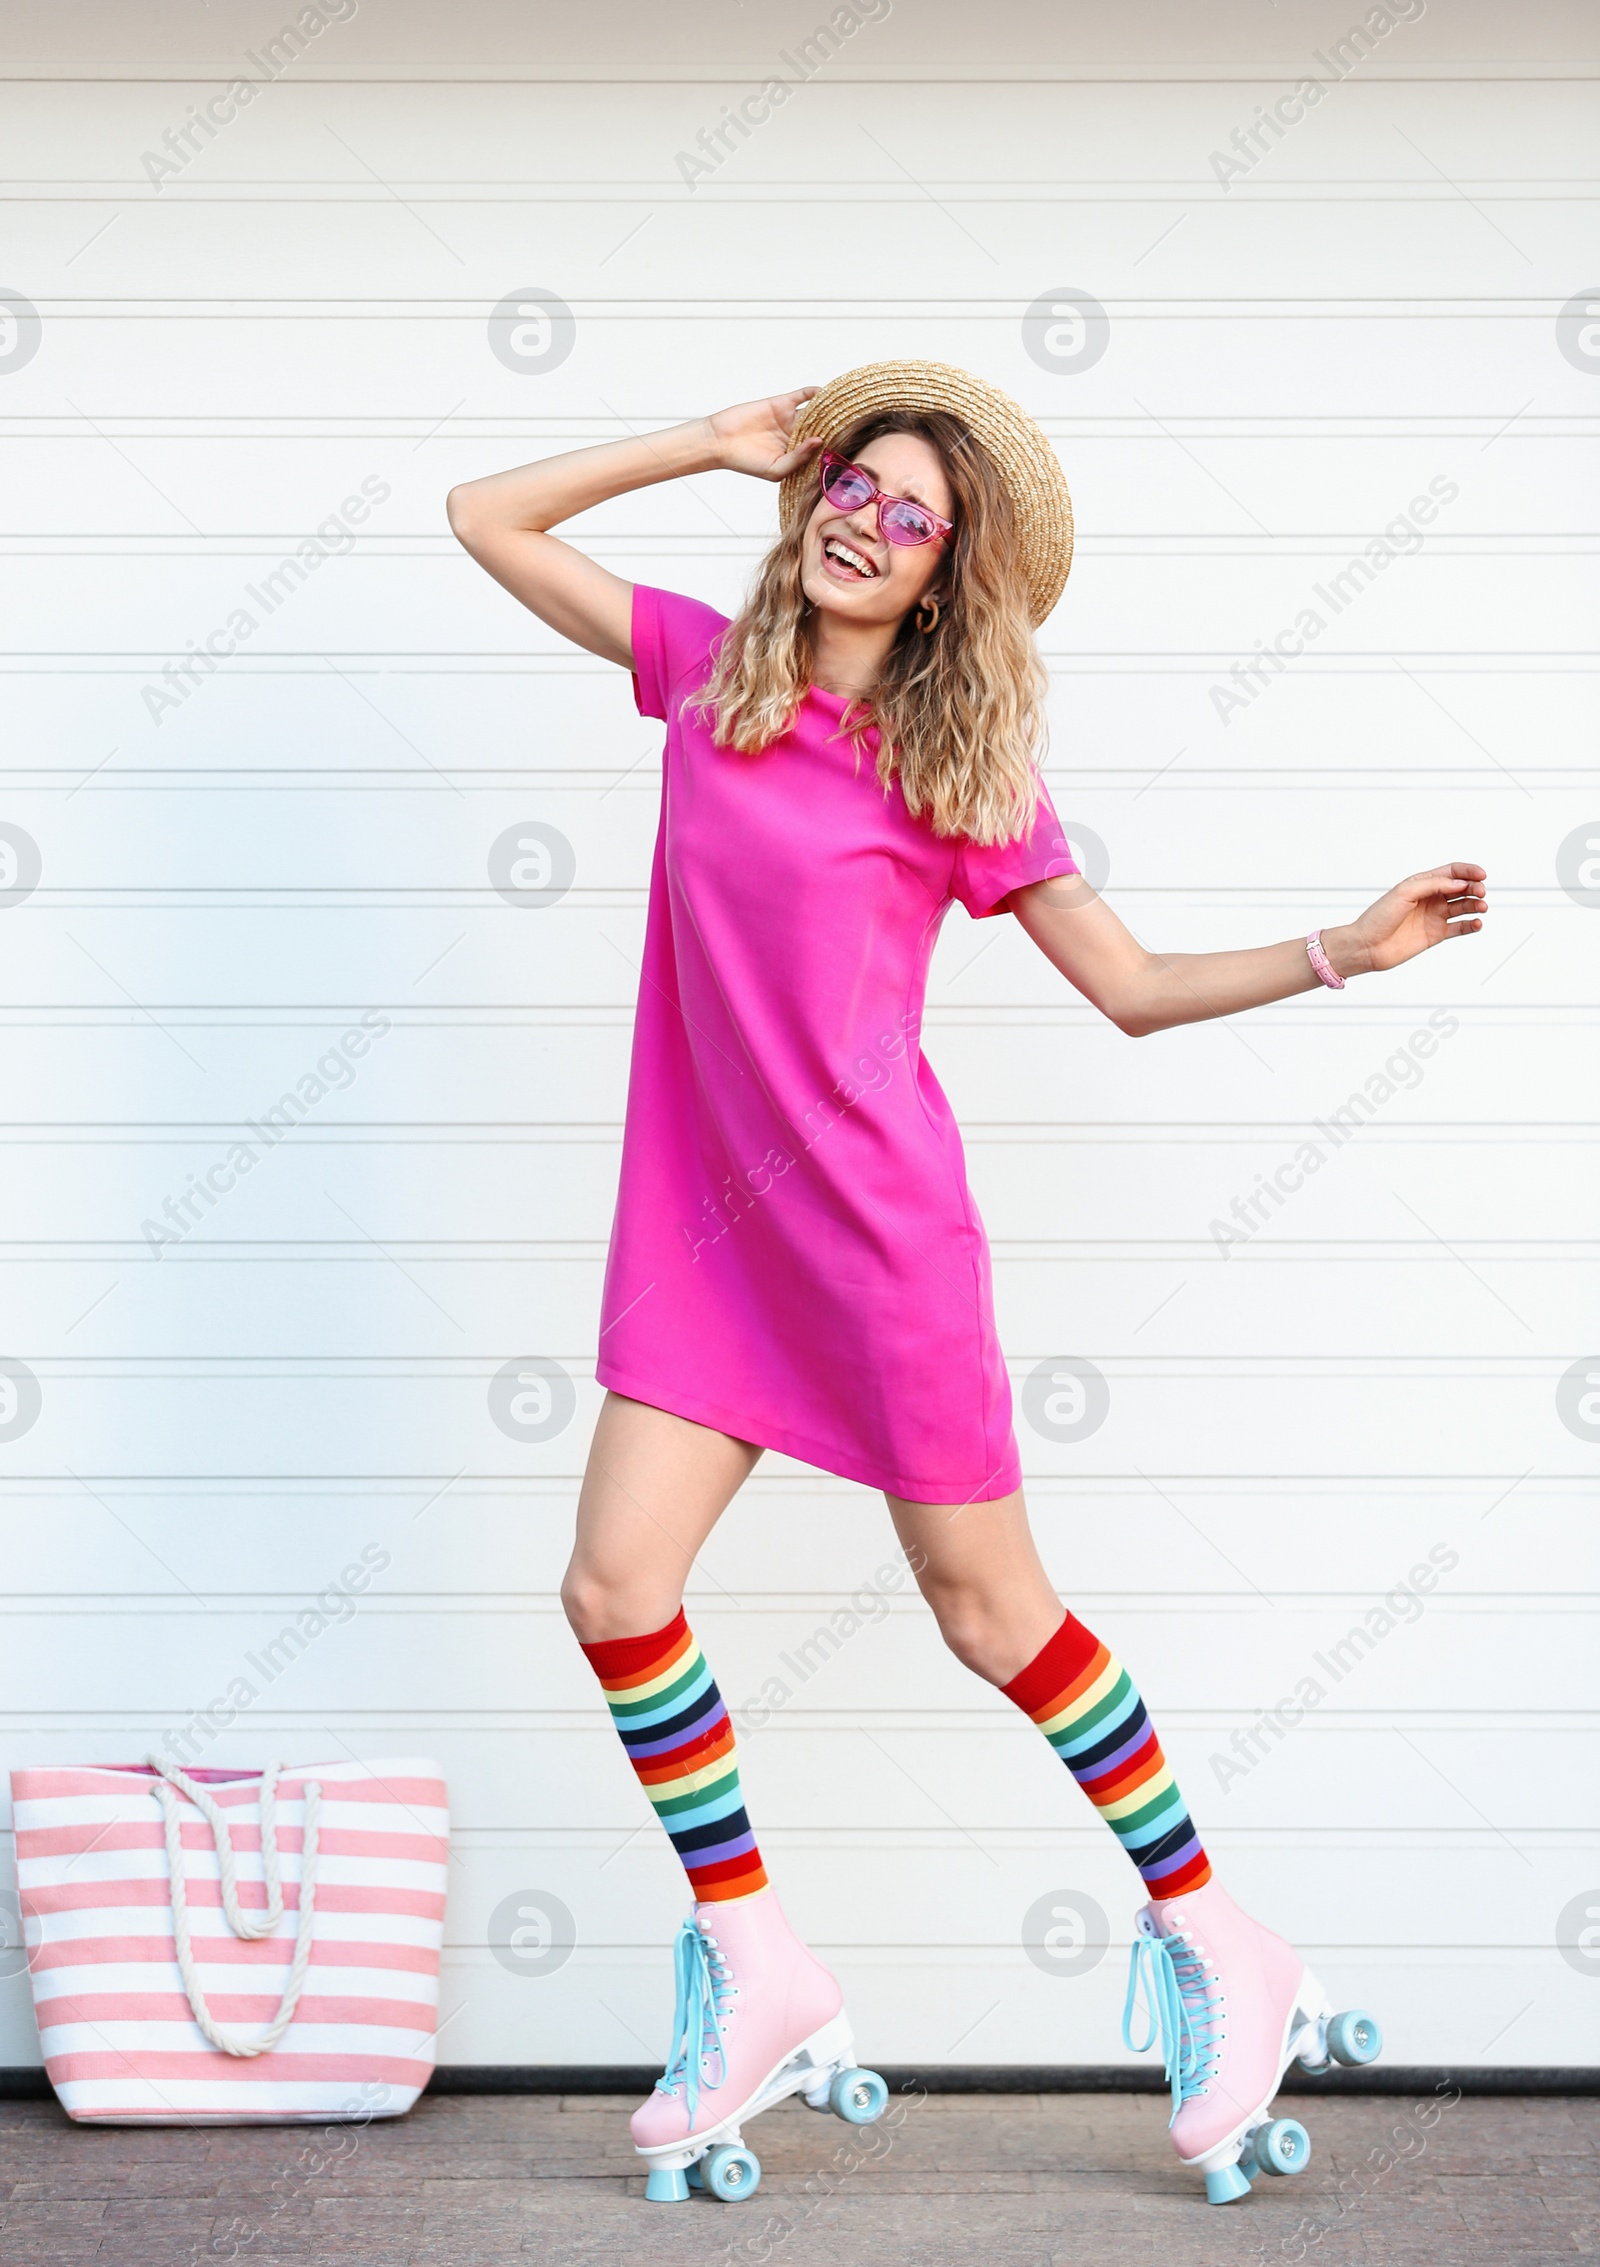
[778, 359, 1073, 627]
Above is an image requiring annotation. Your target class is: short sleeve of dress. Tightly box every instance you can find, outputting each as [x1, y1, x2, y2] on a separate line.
[630, 583, 731, 723]
[950, 772, 1080, 919]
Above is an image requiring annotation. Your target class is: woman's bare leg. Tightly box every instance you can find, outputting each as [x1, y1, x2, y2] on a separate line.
[888, 1484, 1215, 1900]
[560, 1391, 763, 1641]
[885, 1486, 1064, 1686]
[562, 1393, 773, 1908]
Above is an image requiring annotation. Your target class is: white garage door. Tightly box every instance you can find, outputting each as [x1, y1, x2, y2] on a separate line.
[1, 0, 1595, 2075]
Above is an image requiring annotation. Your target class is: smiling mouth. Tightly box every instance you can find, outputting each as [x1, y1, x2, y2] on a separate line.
[822, 534, 879, 580]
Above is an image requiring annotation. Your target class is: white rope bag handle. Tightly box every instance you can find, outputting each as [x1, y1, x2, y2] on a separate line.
[146, 1756, 322, 2058]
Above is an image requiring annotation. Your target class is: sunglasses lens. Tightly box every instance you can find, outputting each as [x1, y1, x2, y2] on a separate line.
[821, 460, 874, 510]
[881, 500, 939, 547]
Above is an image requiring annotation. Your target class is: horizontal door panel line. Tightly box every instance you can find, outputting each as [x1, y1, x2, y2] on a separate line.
[9, 537, 1595, 555]
[1, 1122, 1587, 1142]
[12, 180, 1600, 203]
[0, 1006, 1590, 1027]
[0, 769, 1592, 789]
[0, 1460, 1586, 1482]
[1, 1592, 1591, 1615]
[7, 651, 1600, 668]
[1, 1825, 1594, 1856]
[4, 1707, 1594, 1728]
[12, 296, 1598, 314]
[9, 416, 1598, 437]
[0, 1472, 1583, 1496]
[0, 887, 1576, 907]
[8, 62, 1593, 81]
[0, 1353, 1572, 1370]
[1, 1240, 1589, 1262]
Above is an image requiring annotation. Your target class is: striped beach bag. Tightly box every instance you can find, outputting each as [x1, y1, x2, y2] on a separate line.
[10, 1756, 449, 2123]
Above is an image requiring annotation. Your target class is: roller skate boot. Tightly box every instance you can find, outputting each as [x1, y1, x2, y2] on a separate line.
[1123, 1878, 1382, 2205]
[633, 1888, 889, 2203]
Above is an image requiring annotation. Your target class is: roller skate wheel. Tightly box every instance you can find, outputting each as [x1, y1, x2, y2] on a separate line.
[1327, 2009, 1382, 2066]
[1252, 2117, 1312, 2178]
[1296, 2050, 1333, 2077]
[703, 2143, 762, 2201]
[685, 2160, 706, 2190]
[829, 2067, 889, 2125]
[1204, 2162, 1254, 2205]
[644, 2164, 691, 2203]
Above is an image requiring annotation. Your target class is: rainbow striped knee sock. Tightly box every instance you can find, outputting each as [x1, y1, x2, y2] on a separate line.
[578, 1608, 769, 1905]
[1003, 1611, 1212, 1899]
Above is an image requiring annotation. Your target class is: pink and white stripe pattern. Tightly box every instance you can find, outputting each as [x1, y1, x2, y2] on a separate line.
[11, 1758, 448, 2123]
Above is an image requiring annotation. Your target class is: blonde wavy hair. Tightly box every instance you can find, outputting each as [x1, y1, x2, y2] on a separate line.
[690, 409, 1048, 846]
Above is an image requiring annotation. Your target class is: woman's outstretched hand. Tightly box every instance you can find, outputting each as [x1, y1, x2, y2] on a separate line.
[707, 390, 824, 481]
[1330, 862, 1487, 977]
[1015, 858, 1488, 1035]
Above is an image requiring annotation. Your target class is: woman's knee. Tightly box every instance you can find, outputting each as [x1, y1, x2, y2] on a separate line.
[558, 1568, 605, 1643]
[560, 1559, 680, 1645]
[921, 1577, 1061, 1687]
[923, 1586, 1009, 1683]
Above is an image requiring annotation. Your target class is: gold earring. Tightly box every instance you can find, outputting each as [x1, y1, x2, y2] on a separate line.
[916, 595, 941, 634]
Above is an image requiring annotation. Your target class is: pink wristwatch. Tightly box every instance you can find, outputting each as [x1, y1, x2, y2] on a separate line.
[1305, 930, 1345, 990]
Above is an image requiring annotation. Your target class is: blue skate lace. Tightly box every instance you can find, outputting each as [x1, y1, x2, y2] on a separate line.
[654, 1916, 737, 2125]
[1122, 1927, 1224, 2126]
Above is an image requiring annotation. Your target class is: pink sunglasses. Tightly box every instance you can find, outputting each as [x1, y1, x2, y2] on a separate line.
[817, 449, 954, 549]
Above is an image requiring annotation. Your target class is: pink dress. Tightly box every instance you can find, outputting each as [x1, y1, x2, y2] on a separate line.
[595, 584, 1079, 1503]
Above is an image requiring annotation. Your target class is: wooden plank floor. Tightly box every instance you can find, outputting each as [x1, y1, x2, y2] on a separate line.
[2, 2090, 1596, 2264]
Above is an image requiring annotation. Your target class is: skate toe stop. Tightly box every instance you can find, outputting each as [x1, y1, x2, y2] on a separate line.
[1204, 2162, 1254, 2205]
[644, 2166, 692, 2203]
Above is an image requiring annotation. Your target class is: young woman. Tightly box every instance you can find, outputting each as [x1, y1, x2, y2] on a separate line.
[448, 364, 1485, 2206]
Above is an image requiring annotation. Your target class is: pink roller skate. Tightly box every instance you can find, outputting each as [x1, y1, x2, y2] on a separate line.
[633, 1890, 889, 2203]
[1123, 1879, 1382, 2205]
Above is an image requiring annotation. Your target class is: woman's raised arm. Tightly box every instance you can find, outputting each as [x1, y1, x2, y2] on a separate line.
[1010, 862, 1487, 1037]
[445, 391, 821, 668]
